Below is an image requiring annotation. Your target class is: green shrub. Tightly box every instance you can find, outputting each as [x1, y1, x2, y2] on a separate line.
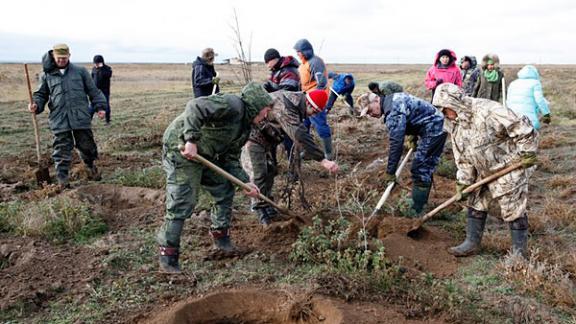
[107, 166, 165, 189]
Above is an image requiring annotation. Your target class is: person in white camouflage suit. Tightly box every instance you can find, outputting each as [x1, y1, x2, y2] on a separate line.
[432, 83, 538, 257]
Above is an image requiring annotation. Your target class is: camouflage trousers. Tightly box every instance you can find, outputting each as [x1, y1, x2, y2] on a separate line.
[156, 150, 236, 248]
[246, 141, 278, 210]
[411, 132, 447, 186]
[52, 129, 98, 183]
[467, 167, 534, 222]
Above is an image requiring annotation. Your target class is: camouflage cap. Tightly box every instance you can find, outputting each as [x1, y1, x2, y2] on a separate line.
[379, 81, 404, 96]
[53, 43, 70, 55]
[241, 82, 274, 118]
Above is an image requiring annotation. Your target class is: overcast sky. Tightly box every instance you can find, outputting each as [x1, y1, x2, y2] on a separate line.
[1, 0, 574, 64]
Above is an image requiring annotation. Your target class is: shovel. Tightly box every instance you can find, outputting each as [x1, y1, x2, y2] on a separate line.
[329, 87, 356, 116]
[406, 161, 524, 237]
[369, 148, 413, 219]
[24, 64, 51, 186]
[212, 72, 219, 95]
[178, 145, 311, 225]
[502, 77, 507, 107]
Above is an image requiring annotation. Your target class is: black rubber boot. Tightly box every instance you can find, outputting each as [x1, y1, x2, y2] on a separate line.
[255, 208, 271, 226]
[509, 214, 529, 258]
[86, 163, 102, 181]
[264, 206, 279, 220]
[211, 228, 236, 252]
[321, 136, 334, 161]
[449, 208, 487, 257]
[159, 246, 181, 273]
[411, 183, 432, 216]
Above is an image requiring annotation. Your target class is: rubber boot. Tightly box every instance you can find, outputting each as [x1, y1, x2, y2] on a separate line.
[449, 208, 487, 257]
[509, 214, 529, 258]
[159, 246, 180, 273]
[210, 228, 236, 252]
[255, 207, 271, 226]
[411, 183, 431, 216]
[86, 162, 102, 181]
[321, 136, 334, 161]
[265, 206, 279, 220]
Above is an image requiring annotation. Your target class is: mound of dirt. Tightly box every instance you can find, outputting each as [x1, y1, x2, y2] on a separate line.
[378, 217, 459, 277]
[0, 237, 100, 311]
[144, 289, 443, 324]
[67, 184, 164, 229]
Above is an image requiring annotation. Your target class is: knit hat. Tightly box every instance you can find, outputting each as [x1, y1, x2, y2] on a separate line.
[241, 82, 274, 118]
[305, 89, 328, 112]
[486, 58, 494, 65]
[53, 43, 70, 55]
[201, 48, 218, 60]
[437, 49, 452, 58]
[93, 55, 104, 64]
[264, 48, 281, 63]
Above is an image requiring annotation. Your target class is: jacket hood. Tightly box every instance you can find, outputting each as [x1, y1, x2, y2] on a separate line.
[460, 55, 477, 69]
[193, 56, 208, 66]
[481, 54, 500, 69]
[434, 49, 457, 66]
[517, 65, 540, 80]
[293, 39, 314, 60]
[241, 82, 274, 121]
[432, 83, 472, 119]
[42, 50, 59, 73]
[278, 56, 300, 69]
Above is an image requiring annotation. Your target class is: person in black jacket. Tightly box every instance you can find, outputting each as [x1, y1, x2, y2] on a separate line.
[90, 55, 113, 124]
[192, 48, 219, 98]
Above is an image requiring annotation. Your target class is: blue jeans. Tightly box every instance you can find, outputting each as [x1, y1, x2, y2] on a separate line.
[303, 110, 331, 139]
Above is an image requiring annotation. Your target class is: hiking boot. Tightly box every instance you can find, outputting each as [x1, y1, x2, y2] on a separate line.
[255, 208, 271, 226]
[509, 215, 529, 258]
[449, 208, 487, 257]
[411, 183, 432, 216]
[264, 206, 279, 220]
[159, 246, 181, 273]
[57, 177, 71, 191]
[210, 228, 236, 252]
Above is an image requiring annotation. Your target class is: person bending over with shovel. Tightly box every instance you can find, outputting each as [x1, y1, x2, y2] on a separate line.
[433, 83, 538, 258]
[247, 89, 339, 225]
[157, 82, 274, 273]
[29, 44, 108, 189]
[357, 89, 446, 216]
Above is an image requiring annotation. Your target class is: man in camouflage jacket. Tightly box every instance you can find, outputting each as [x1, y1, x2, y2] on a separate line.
[433, 83, 538, 257]
[157, 82, 272, 273]
[247, 90, 339, 225]
[30, 44, 108, 188]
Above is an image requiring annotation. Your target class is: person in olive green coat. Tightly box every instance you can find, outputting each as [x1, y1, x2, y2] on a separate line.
[29, 44, 108, 188]
[473, 54, 504, 103]
[157, 82, 272, 273]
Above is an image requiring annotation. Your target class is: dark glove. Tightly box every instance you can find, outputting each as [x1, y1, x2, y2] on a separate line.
[436, 79, 444, 86]
[404, 135, 417, 151]
[520, 152, 537, 168]
[455, 182, 469, 202]
[383, 173, 396, 186]
[541, 114, 551, 125]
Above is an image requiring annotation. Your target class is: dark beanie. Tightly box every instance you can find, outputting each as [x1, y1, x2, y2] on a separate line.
[264, 48, 280, 63]
[93, 55, 104, 64]
[437, 49, 452, 58]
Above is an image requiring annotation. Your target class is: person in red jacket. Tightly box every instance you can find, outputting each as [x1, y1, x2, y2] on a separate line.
[425, 49, 462, 99]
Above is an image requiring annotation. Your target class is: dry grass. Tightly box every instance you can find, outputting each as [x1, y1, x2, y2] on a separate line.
[501, 252, 576, 309]
[547, 175, 576, 189]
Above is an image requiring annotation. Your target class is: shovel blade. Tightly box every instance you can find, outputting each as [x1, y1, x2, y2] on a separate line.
[35, 167, 51, 186]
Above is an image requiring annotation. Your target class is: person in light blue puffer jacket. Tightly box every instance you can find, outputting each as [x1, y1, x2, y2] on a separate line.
[506, 65, 551, 130]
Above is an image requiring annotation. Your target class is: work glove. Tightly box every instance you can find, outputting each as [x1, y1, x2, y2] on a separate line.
[455, 182, 469, 202]
[212, 76, 220, 85]
[383, 173, 396, 186]
[541, 114, 551, 125]
[520, 152, 537, 168]
[436, 79, 444, 86]
[404, 135, 417, 151]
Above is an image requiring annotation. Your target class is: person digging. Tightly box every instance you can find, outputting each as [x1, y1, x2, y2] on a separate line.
[357, 90, 447, 217]
[432, 83, 538, 258]
[157, 82, 272, 273]
[29, 44, 107, 189]
[247, 89, 339, 225]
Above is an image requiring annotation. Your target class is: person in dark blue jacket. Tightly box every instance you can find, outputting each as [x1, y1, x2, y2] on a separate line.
[192, 48, 219, 98]
[358, 91, 447, 215]
[90, 55, 113, 124]
[326, 72, 355, 115]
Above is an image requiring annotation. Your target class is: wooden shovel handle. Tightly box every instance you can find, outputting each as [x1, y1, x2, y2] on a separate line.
[24, 64, 42, 164]
[418, 161, 524, 224]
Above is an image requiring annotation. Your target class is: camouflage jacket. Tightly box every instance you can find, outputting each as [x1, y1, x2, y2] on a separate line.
[249, 91, 325, 161]
[433, 84, 537, 186]
[163, 94, 257, 182]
